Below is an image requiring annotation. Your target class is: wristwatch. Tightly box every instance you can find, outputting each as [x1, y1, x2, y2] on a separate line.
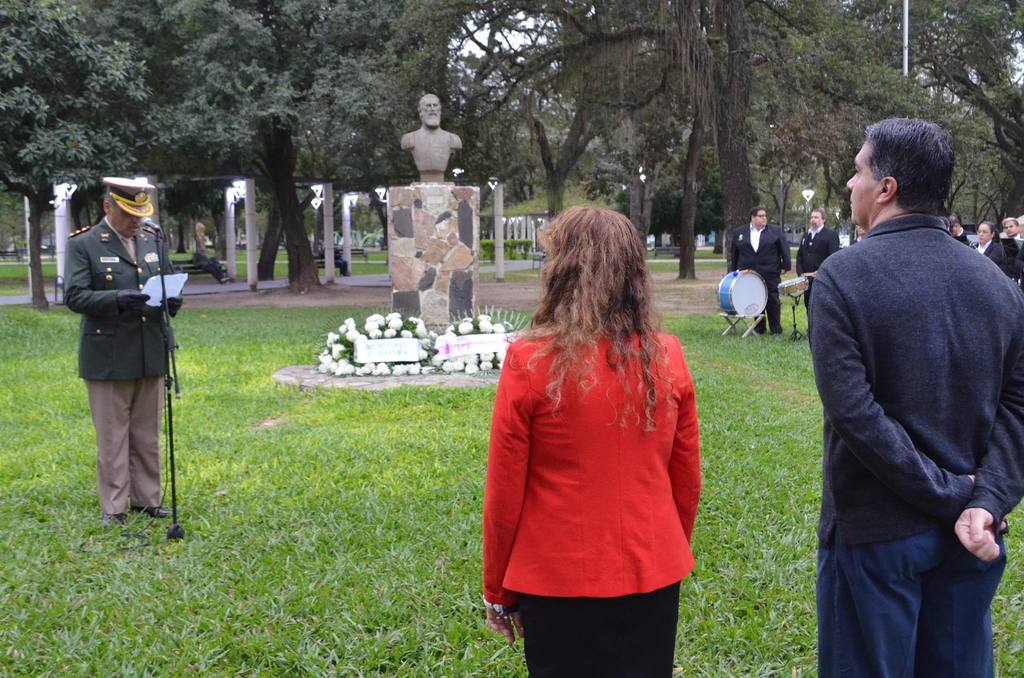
[483, 597, 518, 617]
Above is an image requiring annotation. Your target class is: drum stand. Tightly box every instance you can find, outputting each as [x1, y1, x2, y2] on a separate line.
[787, 294, 805, 341]
[720, 312, 766, 337]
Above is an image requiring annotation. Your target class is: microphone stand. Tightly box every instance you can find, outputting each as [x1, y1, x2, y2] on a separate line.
[153, 224, 184, 540]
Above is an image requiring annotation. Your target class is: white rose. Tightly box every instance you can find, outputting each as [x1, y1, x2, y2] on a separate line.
[481, 352, 495, 362]
[401, 330, 413, 338]
[493, 323, 506, 334]
[340, 363, 356, 375]
[388, 318, 403, 331]
[442, 361, 454, 373]
[369, 329, 383, 339]
[327, 332, 339, 345]
[464, 353, 479, 364]
[344, 317, 356, 327]
[367, 313, 385, 323]
[445, 325, 455, 334]
[418, 349, 429, 360]
[384, 329, 397, 338]
[391, 364, 406, 376]
[465, 364, 479, 375]
[478, 320, 494, 333]
[451, 360, 466, 372]
[480, 361, 494, 371]
[414, 326, 427, 338]
[365, 321, 380, 333]
[478, 314, 491, 322]
[331, 344, 343, 360]
[458, 321, 474, 335]
[421, 366, 434, 374]
[345, 330, 360, 343]
[408, 364, 421, 375]
[431, 354, 444, 366]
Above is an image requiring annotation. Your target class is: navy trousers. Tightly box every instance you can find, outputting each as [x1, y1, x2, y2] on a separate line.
[817, 527, 1006, 678]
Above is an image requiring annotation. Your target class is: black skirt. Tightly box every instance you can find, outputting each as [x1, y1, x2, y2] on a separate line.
[518, 581, 681, 678]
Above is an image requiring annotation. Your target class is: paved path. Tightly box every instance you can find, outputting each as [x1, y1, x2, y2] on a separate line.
[0, 260, 539, 306]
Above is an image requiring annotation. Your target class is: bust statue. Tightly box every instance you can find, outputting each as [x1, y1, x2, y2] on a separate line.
[401, 94, 463, 183]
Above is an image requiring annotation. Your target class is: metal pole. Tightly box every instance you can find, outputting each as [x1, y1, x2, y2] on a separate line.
[323, 184, 335, 283]
[903, 0, 909, 77]
[244, 178, 257, 291]
[494, 182, 505, 282]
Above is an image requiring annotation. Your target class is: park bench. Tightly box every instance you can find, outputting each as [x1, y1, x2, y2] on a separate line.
[0, 249, 23, 262]
[530, 250, 546, 269]
[653, 246, 680, 258]
[171, 257, 228, 279]
[315, 247, 370, 265]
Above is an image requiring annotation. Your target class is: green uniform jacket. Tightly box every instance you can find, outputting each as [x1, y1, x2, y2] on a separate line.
[65, 219, 171, 381]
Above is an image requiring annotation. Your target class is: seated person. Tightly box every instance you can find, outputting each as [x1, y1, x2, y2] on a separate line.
[333, 246, 351, 277]
[193, 222, 231, 284]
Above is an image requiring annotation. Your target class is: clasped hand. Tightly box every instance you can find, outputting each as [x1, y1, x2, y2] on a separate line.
[485, 607, 524, 644]
[954, 507, 1004, 561]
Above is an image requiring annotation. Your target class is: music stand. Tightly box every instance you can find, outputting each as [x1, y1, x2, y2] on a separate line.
[778, 278, 809, 341]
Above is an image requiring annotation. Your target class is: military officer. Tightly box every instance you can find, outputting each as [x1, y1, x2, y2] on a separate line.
[65, 177, 182, 526]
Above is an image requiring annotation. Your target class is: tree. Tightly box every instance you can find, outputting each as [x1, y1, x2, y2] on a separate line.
[0, 0, 147, 309]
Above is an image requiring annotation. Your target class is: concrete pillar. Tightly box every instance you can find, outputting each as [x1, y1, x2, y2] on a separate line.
[323, 184, 335, 283]
[494, 182, 505, 283]
[244, 178, 257, 290]
[24, 197, 32, 291]
[342, 193, 354, 269]
[54, 184, 71, 282]
[225, 187, 237, 279]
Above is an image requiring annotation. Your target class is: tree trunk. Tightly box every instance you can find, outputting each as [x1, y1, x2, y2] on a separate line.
[257, 203, 282, 281]
[1002, 168, 1024, 218]
[175, 221, 187, 254]
[261, 123, 320, 291]
[678, 119, 706, 280]
[27, 191, 49, 310]
[713, 0, 754, 271]
[545, 176, 566, 217]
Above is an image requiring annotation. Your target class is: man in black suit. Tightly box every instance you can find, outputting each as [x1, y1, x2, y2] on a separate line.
[796, 208, 842, 331]
[729, 206, 792, 334]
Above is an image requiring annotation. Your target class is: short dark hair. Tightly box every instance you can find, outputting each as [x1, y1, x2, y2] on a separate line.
[810, 208, 825, 219]
[750, 206, 767, 218]
[948, 213, 961, 226]
[864, 118, 954, 215]
[978, 220, 996, 235]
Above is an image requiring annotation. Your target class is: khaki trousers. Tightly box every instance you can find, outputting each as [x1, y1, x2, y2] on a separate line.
[86, 377, 163, 514]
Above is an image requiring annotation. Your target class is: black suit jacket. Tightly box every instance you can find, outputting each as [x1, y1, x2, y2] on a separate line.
[730, 224, 791, 281]
[796, 226, 841, 276]
[978, 240, 1006, 268]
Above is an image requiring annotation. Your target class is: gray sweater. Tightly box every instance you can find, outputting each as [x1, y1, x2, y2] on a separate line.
[810, 214, 1024, 544]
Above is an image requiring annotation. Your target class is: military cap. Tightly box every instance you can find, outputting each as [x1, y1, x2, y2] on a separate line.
[103, 177, 155, 217]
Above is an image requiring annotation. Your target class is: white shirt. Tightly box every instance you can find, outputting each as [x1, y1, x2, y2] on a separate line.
[808, 225, 822, 241]
[750, 224, 764, 252]
[977, 241, 990, 255]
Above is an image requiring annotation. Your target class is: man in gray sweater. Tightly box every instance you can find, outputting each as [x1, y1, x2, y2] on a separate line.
[810, 118, 1023, 677]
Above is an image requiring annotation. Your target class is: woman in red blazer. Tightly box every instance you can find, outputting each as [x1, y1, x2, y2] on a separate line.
[482, 206, 702, 677]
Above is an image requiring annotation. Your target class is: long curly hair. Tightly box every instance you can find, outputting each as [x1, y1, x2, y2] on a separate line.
[522, 206, 666, 430]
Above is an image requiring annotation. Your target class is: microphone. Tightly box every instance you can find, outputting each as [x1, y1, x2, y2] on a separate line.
[142, 217, 162, 232]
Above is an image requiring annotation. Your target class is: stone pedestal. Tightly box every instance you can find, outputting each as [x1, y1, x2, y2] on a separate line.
[388, 183, 479, 327]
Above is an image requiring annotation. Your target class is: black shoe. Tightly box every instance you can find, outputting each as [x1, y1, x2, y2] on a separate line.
[101, 512, 126, 527]
[130, 505, 171, 518]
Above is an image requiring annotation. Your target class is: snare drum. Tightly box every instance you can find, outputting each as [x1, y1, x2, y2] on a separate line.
[778, 276, 809, 298]
[718, 270, 768, 317]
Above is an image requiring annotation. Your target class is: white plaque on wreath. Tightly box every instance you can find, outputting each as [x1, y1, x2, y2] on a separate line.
[353, 338, 422, 364]
[435, 333, 513, 359]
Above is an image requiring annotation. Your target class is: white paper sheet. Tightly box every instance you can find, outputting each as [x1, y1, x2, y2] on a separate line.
[142, 273, 188, 306]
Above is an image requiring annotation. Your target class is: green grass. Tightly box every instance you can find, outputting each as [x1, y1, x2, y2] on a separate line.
[0, 306, 1020, 675]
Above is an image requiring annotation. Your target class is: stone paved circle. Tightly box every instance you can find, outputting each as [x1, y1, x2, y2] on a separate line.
[272, 365, 500, 391]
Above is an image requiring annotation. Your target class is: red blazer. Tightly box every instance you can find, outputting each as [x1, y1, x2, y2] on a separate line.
[482, 334, 701, 606]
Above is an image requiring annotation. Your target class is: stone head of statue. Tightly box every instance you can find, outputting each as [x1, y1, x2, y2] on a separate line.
[418, 94, 442, 130]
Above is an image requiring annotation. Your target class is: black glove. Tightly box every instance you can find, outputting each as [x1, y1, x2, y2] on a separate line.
[167, 296, 183, 317]
[116, 289, 150, 314]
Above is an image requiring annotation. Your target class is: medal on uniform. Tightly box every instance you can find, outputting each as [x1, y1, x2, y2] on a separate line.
[144, 252, 159, 263]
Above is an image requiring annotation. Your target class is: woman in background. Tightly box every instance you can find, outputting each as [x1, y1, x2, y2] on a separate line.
[975, 221, 1006, 271]
[482, 206, 702, 677]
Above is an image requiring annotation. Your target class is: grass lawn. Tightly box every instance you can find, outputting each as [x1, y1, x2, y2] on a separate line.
[0, 306, 1020, 675]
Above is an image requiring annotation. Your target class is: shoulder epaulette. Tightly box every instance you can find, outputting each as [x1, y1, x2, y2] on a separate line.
[142, 226, 157, 236]
[68, 225, 92, 238]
